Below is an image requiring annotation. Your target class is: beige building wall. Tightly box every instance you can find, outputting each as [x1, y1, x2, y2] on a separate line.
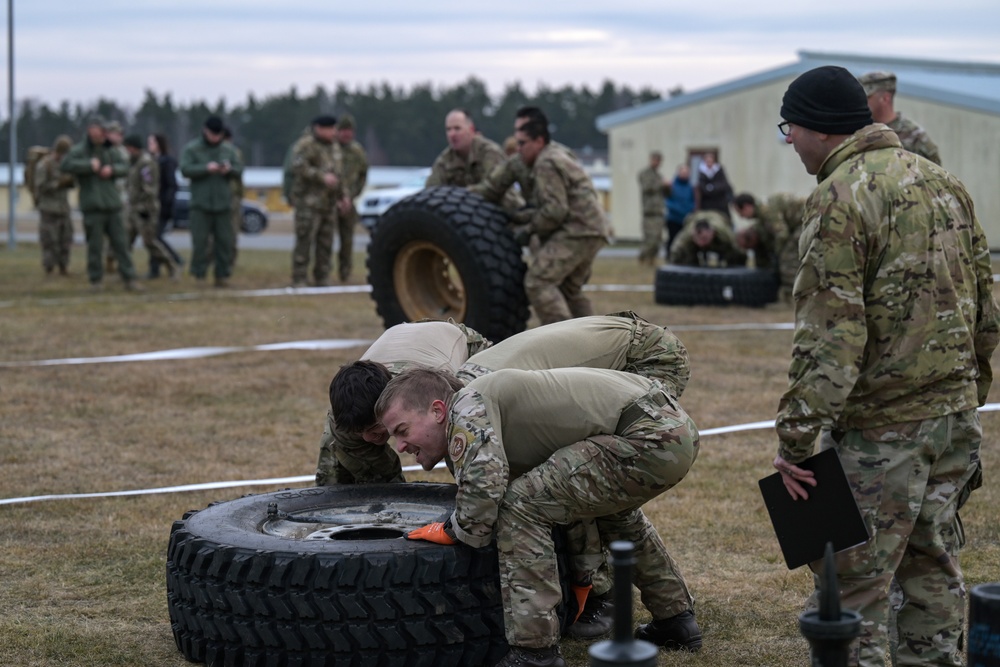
[607, 80, 1000, 248]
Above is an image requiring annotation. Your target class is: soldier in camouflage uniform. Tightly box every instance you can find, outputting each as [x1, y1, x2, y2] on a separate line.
[103, 121, 129, 273]
[377, 367, 702, 667]
[334, 114, 368, 282]
[315, 319, 492, 486]
[858, 71, 941, 165]
[223, 127, 245, 267]
[426, 109, 507, 189]
[289, 115, 342, 287]
[637, 151, 668, 266]
[491, 112, 609, 325]
[774, 66, 1000, 667]
[34, 135, 75, 275]
[123, 135, 178, 279]
[668, 209, 745, 267]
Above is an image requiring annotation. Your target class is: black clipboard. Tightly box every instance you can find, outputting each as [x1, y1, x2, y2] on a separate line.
[758, 447, 870, 569]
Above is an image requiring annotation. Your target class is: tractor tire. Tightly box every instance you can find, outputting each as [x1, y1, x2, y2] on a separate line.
[166, 484, 572, 667]
[654, 265, 779, 308]
[366, 186, 530, 342]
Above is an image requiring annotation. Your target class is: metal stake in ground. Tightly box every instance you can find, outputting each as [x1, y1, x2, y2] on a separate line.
[969, 583, 1000, 666]
[798, 542, 862, 667]
[588, 540, 658, 667]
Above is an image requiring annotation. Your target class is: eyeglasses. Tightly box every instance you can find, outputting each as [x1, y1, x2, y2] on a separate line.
[777, 121, 792, 137]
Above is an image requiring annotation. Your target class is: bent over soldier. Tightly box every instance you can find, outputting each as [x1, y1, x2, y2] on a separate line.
[377, 367, 703, 667]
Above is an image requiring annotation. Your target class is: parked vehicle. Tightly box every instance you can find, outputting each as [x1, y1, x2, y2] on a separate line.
[169, 188, 269, 234]
[357, 168, 431, 229]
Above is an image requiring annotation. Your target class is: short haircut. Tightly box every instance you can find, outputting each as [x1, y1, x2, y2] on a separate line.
[329, 361, 393, 432]
[448, 108, 474, 126]
[374, 367, 464, 421]
[517, 117, 550, 144]
[733, 193, 756, 209]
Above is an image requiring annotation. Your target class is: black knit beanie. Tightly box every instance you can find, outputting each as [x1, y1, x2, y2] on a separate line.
[780, 66, 872, 135]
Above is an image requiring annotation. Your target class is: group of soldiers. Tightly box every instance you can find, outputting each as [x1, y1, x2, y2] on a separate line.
[32, 114, 247, 290]
[422, 106, 611, 325]
[634, 68, 942, 302]
[284, 113, 369, 287]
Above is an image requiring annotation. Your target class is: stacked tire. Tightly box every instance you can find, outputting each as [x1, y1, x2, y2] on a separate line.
[367, 186, 530, 342]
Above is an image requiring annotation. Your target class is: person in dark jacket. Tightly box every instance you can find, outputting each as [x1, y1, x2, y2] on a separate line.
[147, 133, 183, 277]
[694, 152, 733, 224]
[60, 115, 140, 291]
[179, 116, 243, 287]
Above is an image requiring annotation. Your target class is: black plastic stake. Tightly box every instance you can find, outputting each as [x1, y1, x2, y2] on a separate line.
[588, 541, 659, 667]
[799, 542, 862, 667]
[969, 583, 1000, 667]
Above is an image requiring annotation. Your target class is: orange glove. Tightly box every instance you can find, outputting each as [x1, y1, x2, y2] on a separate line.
[406, 522, 457, 545]
[571, 583, 593, 623]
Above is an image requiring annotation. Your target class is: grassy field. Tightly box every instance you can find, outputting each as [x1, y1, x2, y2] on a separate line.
[1, 240, 997, 667]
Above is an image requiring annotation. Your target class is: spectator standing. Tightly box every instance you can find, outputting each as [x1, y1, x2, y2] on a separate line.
[33, 135, 75, 276]
[694, 152, 733, 223]
[858, 71, 941, 165]
[637, 151, 669, 266]
[179, 115, 243, 287]
[664, 164, 694, 255]
[59, 115, 140, 291]
[774, 65, 999, 667]
[123, 135, 178, 279]
[223, 126, 246, 266]
[288, 115, 342, 288]
[146, 133, 183, 277]
[334, 113, 368, 282]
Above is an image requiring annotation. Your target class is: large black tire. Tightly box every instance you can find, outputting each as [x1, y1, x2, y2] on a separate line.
[166, 484, 573, 667]
[366, 186, 530, 342]
[654, 265, 779, 307]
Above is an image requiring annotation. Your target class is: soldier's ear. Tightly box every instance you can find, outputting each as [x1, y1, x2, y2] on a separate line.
[430, 399, 448, 424]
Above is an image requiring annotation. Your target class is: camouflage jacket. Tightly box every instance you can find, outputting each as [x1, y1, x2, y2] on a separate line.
[470, 141, 575, 208]
[34, 153, 74, 215]
[426, 134, 505, 189]
[638, 166, 667, 217]
[888, 113, 941, 166]
[338, 139, 369, 200]
[127, 151, 160, 216]
[776, 123, 1000, 462]
[519, 143, 609, 239]
[445, 368, 656, 548]
[668, 210, 745, 267]
[60, 138, 128, 212]
[290, 133, 343, 210]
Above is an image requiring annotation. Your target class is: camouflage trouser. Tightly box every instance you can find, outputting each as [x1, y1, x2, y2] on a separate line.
[638, 215, 663, 264]
[292, 207, 336, 284]
[314, 409, 404, 485]
[611, 310, 691, 399]
[130, 208, 177, 272]
[39, 211, 73, 272]
[809, 409, 982, 667]
[190, 209, 234, 280]
[495, 387, 699, 648]
[336, 207, 357, 281]
[524, 233, 606, 325]
[230, 195, 241, 266]
[82, 210, 136, 284]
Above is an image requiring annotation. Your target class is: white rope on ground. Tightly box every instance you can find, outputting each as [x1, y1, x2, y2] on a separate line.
[3, 404, 998, 506]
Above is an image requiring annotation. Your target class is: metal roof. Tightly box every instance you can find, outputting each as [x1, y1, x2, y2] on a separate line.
[597, 50, 1000, 131]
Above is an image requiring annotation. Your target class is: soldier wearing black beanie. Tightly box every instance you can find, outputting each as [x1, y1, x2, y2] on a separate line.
[780, 65, 872, 135]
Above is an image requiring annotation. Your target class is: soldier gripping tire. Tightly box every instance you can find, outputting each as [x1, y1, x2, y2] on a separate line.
[654, 265, 779, 307]
[166, 483, 575, 667]
[366, 186, 530, 342]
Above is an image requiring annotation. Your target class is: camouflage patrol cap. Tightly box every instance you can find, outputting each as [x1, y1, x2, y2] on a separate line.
[337, 113, 355, 130]
[52, 135, 73, 154]
[104, 120, 124, 134]
[858, 71, 896, 96]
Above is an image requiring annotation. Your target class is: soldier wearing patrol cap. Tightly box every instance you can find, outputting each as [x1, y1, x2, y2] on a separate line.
[776, 65, 999, 667]
[34, 135, 76, 275]
[857, 70, 941, 165]
[334, 113, 368, 282]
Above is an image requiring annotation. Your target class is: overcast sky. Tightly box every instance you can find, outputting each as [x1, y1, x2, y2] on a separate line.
[11, 1, 1000, 110]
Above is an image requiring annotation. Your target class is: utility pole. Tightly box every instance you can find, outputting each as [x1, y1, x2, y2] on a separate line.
[6, 0, 15, 250]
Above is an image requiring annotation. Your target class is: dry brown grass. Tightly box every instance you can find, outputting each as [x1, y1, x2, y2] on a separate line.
[1, 240, 997, 667]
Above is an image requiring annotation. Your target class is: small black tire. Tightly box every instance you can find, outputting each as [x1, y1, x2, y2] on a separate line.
[654, 265, 779, 307]
[366, 186, 530, 342]
[166, 484, 572, 667]
[240, 209, 268, 235]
